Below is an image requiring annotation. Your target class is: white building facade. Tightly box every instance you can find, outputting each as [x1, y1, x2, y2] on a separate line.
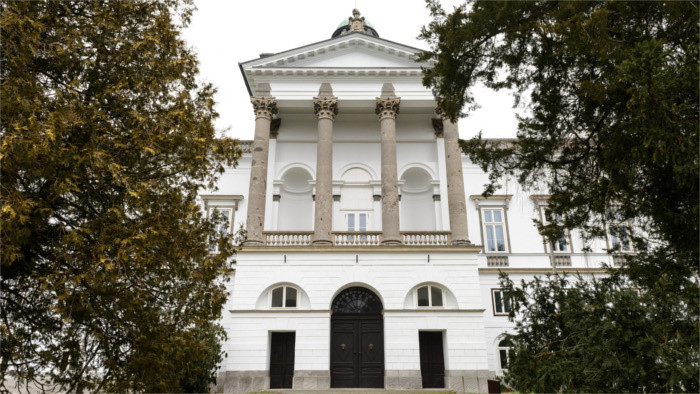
[208, 10, 615, 393]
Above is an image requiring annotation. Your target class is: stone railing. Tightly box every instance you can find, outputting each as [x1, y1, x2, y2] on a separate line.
[550, 254, 572, 267]
[260, 231, 454, 247]
[402, 231, 451, 246]
[486, 255, 509, 267]
[263, 231, 313, 246]
[333, 231, 383, 246]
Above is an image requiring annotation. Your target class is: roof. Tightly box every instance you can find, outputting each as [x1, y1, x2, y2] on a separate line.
[238, 32, 428, 96]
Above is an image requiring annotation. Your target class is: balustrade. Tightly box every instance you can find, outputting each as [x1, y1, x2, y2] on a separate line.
[260, 231, 453, 247]
[264, 231, 313, 246]
[401, 231, 451, 246]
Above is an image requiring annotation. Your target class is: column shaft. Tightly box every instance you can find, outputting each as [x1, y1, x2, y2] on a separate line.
[443, 118, 470, 244]
[244, 94, 277, 245]
[376, 95, 402, 245]
[312, 116, 335, 244]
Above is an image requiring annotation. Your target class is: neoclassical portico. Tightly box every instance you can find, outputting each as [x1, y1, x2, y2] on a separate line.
[243, 83, 472, 246]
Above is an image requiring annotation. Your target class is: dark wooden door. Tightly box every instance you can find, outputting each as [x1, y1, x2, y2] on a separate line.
[419, 331, 445, 388]
[270, 332, 295, 389]
[331, 315, 384, 388]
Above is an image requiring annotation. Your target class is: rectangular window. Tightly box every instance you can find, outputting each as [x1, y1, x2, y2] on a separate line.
[271, 287, 284, 307]
[417, 286, 430, 307]
[209, 207, 233, 252]
[417, 285, 444, 307]
[285, 287, 297, 307]
[541, 207, 570, 253]
[607, 211, 633, 252]
[271, 286, 297, 308]
[346, 212, 369, 231]
[499, 349, 508, 369]
[346, 212, 369, 242]
[430, 286, 443, 307]
[492, 289, 511, 316]
[482, 208, 508, 252]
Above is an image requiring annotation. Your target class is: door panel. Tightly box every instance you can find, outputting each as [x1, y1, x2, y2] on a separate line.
[270, 332, 295, 389]
[330, 327, 356, 388]
[419, 331, 445, 389]
[358, 320, 384, 388]
[331, 316, 384, 388]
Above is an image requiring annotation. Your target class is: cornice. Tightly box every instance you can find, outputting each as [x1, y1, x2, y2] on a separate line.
[479, 268, 608, 274]
[241, 32, 429, 69]
[240, 245, 483, 253]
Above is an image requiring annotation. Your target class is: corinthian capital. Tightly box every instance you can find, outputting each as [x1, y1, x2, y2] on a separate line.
[251, 96, 278, 120]
[313, 96, 338, 120]
[313, 83, 338, 121]
[375, 97, 401, 120]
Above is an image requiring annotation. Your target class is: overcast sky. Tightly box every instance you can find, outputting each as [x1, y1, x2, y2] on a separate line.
[182, 0, 518, 140]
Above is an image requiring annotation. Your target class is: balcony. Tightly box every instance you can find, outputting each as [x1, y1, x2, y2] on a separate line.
[262, 231, 452, 247]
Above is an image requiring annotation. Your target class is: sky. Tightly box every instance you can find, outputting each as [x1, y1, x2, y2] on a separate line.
[182, 0, 519, 140]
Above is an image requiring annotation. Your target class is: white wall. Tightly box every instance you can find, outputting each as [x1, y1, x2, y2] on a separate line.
[222, 250, 489, 373]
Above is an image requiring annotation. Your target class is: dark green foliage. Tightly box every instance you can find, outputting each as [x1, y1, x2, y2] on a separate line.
[1, 0, 239, 391]
[501, 264, 698, 392]
[420, 1, 698, 391]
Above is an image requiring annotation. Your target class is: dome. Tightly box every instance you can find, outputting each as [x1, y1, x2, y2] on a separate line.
[332, 9, 379, 38]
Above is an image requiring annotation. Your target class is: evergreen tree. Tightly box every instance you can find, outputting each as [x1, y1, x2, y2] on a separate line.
[1, 1, 239, 391]
[420, 1, 698, 391]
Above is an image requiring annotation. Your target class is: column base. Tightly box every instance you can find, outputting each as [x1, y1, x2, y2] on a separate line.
[311, 239, 333, 246]
[451, 239, 471, 246]
[242, 240, 264, 246]
[381, 238, 402, 246]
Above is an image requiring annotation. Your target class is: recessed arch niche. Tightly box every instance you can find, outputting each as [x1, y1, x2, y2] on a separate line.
[400, 167, 436, 230]
[278, 167, 313, 230]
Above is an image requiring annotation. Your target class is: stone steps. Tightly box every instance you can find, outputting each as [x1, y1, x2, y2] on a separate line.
[260, 390, 456, 394]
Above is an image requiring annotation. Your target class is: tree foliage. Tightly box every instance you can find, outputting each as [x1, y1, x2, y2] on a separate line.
[420, 1, 698, 392]
[1, 0, 239, 391]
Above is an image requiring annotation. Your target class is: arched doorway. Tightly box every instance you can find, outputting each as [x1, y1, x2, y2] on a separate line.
[330, 286, 384, 388]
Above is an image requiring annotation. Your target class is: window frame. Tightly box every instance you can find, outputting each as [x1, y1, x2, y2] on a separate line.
[540, 206, 573, 254]
[606, 210, 634, 253]
[491, 288, 511, 316]
[269, 286, 299, 309]
[497, 337, 512, 373]
[344, 211, 371, 232]
[480, 207, 510, 253]
[415, 285, 445, 308]
[208, 206, 235, 253]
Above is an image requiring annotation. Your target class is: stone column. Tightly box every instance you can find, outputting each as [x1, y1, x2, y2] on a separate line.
[376, 83, 402, 245]
[312, 83, 338, 245]
[438, 109, 470, 245]
[244, 84, 278, 245]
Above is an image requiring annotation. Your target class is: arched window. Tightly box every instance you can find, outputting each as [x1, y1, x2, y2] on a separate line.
[497, 338, 512, 371]
[416, 285, 443, 307]
[331, 286, 383, 314]
[270, 286, 298, 308]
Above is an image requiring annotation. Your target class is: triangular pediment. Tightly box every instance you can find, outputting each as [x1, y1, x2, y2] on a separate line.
[241, 32, 431, 70]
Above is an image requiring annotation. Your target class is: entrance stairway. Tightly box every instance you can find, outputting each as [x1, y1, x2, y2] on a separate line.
[257, 390, 456, 394]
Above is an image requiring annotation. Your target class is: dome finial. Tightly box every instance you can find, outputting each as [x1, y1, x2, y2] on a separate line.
[331, 9, 379, 38]
[349, 8, 365, 32]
